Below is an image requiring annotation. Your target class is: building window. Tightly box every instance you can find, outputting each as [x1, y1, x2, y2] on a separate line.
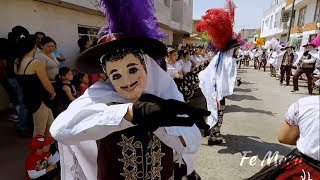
[266, 19, 269, 29]
[270, 15, 274, 28]
[309, 34, 317, 41]
[164, 0, 170, 7]
[297, 6, 307, 26]
[78, 25, 99, 43]
[274, 13, 280, 28]
[315, 0, 320, 21]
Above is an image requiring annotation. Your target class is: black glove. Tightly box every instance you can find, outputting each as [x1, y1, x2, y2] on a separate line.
[132, 100, 195, 132]
[137, 94, 210, 130]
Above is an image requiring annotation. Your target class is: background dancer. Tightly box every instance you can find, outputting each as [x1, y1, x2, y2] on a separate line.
[292, 41, 317, 94]
[279, 46, 297, 86]
[196, 0, 243, 145]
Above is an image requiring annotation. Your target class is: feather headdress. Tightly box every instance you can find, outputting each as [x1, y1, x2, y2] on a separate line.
[75, 0, 167, 73]
[196, 0, 236, 51]
[99, 0, 165, 40]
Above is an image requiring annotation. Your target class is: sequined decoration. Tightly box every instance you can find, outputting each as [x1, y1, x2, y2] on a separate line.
[117, 134, 165, 180]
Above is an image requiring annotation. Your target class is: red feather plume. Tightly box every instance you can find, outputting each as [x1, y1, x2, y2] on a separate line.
[195, 0, 236, 51]
[225, 0, 236, 25]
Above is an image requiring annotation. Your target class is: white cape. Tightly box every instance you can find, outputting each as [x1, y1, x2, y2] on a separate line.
[198, 50, 237, 128]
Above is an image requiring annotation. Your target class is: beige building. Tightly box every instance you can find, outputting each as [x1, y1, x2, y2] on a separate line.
[0, 0, 194, 110]
[261, 0, 320, 49]
[286, 0, 320, 49]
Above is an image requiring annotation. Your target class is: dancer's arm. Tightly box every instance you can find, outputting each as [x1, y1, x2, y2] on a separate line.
[154, 125, 201, 154]
[50, 99, 135, 145]
[278, 102, 300, 145]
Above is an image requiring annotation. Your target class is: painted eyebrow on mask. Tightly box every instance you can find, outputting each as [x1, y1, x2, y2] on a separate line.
[109, 69, 118, 75]
[127, 63, 138, 68]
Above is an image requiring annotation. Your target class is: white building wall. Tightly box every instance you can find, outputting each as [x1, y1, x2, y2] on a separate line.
[0, 0, 105, 68]
[290, 0, 319, 51]
[304, 0, 317, 24]
[260, 0, 287, 39]
[159, 28, 174, 45]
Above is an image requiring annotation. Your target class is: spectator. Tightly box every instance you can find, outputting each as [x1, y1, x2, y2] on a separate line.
[52, 41, 65, 68]
[15, 34, 55, 136]
[25, 135, 59, 180]
[77, 35, 92, 53]
[77, 36, 99, 85]
[35, 32, 46, 52]
[35, 37, 59, 83]
[73, 72, 89, 96]
[55, 67, 76, 111]
[6, 26, 32, 137]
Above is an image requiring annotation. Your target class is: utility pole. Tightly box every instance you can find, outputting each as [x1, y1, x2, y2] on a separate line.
[286, 0, 296, 42]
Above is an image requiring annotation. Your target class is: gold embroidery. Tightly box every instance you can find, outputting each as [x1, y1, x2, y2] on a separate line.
[117, 134, 169, 179]
[151, 166, 163, 178]
[117, 135, 136, 152]
[152, 149, 165, 166]
[120, 169, 137, 180]
[119, 153, 136, 168]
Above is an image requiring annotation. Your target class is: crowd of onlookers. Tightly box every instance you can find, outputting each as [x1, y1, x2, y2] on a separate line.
[0, 26, 107, 138]
[0, 25, 111, 179]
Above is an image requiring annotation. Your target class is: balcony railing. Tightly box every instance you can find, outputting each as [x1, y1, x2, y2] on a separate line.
[303, 22, 320, 32]
[290, 26, 303, 34]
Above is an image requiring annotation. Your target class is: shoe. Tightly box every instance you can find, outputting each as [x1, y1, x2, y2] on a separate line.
[237, 79, 242, 86]
[187, 171, 201, 180]
[9, 114, 19, 122]
[208, 139, 223, 146]
[309, 91, 313, 95]
[203, 130, 210, 137]
[291, 89, 299, 92]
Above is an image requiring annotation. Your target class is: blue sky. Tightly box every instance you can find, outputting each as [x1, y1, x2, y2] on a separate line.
[193, 0, 273, 32]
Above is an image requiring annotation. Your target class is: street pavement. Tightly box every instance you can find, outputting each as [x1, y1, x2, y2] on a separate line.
[193, 65, 313, 180]
[0, 64, 316, 180]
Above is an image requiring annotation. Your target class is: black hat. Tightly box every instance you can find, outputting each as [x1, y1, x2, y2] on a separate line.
[76, 33, 166, 74]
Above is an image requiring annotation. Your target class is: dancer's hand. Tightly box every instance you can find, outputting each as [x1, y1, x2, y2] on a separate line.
[132, 100, 194, 132]
[137, 94, 210, 131]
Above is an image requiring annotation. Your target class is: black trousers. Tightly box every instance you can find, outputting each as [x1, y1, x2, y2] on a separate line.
[280, 65, 292, 85]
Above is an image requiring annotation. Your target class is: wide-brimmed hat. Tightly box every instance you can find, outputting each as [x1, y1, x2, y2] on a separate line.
[303, 42, 316, 48]
[76, 33, 166, 74]
[75, 0, 167, 74]
[285, 46, 295, 50]
[224, 39, 243, 51]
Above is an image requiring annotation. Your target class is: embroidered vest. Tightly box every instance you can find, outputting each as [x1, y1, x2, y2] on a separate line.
[96, 126, 174, 180]
[301, 54, 315, 69]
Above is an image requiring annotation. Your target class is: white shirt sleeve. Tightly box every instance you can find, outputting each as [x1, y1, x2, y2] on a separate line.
[285, 101, 299, 126]
[27, 169, 46, 179]
[154, 125, 201, 154]
[50, 102, 134, 145]
[302, 58, 316, 64]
